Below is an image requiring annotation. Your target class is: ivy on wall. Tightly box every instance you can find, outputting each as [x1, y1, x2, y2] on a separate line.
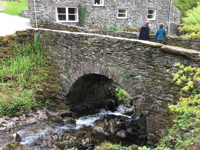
[77, 4, 86, 27]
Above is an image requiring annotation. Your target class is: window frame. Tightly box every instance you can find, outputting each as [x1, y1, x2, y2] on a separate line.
[117, 8, 128, 19]
[56, 7, 79, 22]
[93, 0, 104, 6]
[147, 9, 156, 20]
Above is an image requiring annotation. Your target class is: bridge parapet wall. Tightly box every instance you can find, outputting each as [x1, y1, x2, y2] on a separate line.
[15, 28, 200, 146]
[39, 21, 200, 51]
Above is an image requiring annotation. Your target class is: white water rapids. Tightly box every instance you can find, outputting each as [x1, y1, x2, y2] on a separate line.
[17, 106, 133, 147]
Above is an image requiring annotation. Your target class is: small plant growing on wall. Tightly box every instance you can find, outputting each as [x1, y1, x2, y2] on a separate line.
[77, 4, 86, 27]
[117, 86, 129, 101]
[106, 23, 124, 31]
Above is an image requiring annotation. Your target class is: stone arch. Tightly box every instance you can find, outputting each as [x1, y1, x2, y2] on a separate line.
[59, 61, 136, 115]
[60, 61, 135, 95]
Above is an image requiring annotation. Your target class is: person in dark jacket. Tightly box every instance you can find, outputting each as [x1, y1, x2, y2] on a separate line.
[139, 21, 150, 41]
[155, 23, 166, 44]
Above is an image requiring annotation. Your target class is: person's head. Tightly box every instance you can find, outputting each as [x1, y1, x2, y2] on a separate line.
[146, 21, 150, 26]
[159, 23, 164, 28]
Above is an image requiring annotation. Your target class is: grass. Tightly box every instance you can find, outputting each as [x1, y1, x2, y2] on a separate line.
[1, 0, 28, 17]
[0, 35, 50, 117]
[0, 2, 6, 7]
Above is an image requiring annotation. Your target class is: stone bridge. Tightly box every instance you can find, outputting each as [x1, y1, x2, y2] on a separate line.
[15, 28, 200, 146]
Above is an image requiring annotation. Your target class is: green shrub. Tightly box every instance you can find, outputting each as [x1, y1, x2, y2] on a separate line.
[158, 63, 200, 149]
[106, 23, 124, 31]
[118, 86, 129, 101]
[138, 146, 152, 150]
[178, 24, 200, 39]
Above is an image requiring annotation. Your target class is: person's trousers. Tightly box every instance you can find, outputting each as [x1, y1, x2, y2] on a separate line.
[157, 40, 164, 44]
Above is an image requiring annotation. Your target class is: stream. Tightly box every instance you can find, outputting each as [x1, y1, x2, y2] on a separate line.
[0, 106, 148, 150]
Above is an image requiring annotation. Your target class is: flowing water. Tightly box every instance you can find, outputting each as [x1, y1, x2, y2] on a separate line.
[0, 106, 146, 149]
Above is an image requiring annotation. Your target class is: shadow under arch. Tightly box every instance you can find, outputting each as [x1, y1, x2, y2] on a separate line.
[66, 73, 119, 116]
[59, 61, 136, 116]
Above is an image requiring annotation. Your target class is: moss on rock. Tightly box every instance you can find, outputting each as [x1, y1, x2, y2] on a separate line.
[1, 142, 33, 150]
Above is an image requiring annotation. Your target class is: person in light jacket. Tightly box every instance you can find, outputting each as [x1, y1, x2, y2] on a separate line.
[155, 23, 166, 44]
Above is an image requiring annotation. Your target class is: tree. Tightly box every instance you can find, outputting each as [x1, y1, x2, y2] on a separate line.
[182, 2, 200, 24]
[173, 0, 200, 22]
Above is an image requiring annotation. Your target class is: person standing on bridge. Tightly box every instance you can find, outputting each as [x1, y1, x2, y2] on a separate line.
[155, 23, 166, 44]
[139, 21, 150, 41]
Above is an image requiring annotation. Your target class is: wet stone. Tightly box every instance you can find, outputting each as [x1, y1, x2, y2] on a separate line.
[25, 117, 37, 125]
[92, 126, 105, 135]
[116, 130, 127, 138]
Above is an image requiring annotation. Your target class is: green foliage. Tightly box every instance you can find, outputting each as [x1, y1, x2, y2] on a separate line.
[95, 141, 132, 150]
[117, 86, 129, 101]
[34, 76, 39, 82]
[158, 62, 200, 149]
[182, 2, 200, 25]
[0, 35, 44, 87]
[44, 73, 48, 80]
[77, 3, 87, 27]
[169, 63, 200, 114]
[1, 0, 28, 17]
[0, 89, 42, 117]
[123, 69, 137, 81]
[45, 100, 51, 106]
[173, 0, 200, 23]
[138, 146, 152, 150]
[129, 71, 137, 79]
[106, 23, 124, 31]
[179, 24, 200, 39]
[0, 35, 48, 117]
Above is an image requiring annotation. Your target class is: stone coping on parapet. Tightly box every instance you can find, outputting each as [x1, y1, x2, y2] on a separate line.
[25, 28, 200, 60]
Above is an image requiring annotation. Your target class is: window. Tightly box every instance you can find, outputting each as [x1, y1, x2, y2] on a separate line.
[147, 9, 156, 20]
[57, 7, 78, 22]
[93, 0, 104, 6]
[117, 9, 127, 19]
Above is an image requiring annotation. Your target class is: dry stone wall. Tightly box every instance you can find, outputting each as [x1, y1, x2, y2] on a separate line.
[28, 0, 181, 32]
[0, 36, 15, 61]
[39, 21, 200, 51]
[14, 28, 200, 147]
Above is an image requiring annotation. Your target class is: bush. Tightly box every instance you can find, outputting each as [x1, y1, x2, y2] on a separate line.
[158, 63, 200, 149]
[178, 24, 200, 39]
[106, 23, 124, 31]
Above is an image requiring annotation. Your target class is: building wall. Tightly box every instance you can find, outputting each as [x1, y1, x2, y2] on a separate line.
[28, 0, 181, 31]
